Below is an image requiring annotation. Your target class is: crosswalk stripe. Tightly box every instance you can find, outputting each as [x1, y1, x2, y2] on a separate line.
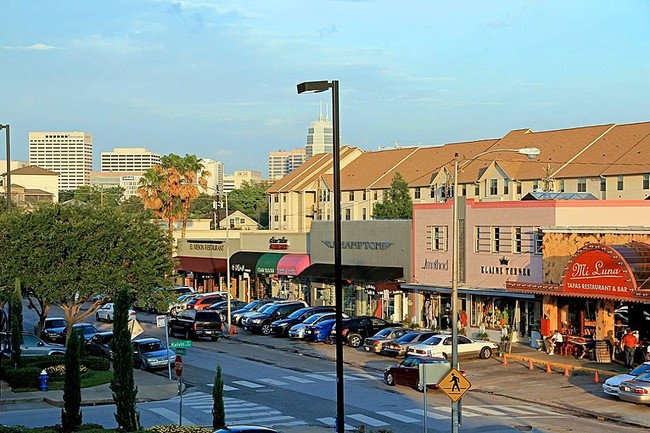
[348, 414, 389, 427]
[227, 410, 282, 418]
[317, 417, 355, 431]
[464, 406, 507, 416]
[223, 385, 238, 391]
[232, 380, 265, 389]
[406, 408, 448, 420]
[283, 375, 315, 383]
[376, 411, 420, 423]
[149, 407, 195, 426]
[306, 373, 336, 381]
[515, 405, 559, 415]
[273, 421, 308, 427]
[433, 406, 479, 417]
[258, 378, 289, 386]
[489, 405, 536, 415]
[248, 415, 296, 423]
[224, 403, 258, 408]
[186, 404, 214, 410]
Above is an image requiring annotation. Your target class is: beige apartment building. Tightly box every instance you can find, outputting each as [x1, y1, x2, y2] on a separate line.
[29, 131, 93, 191]
[100, 147, 160, 172]
[267, 121, 650, 232]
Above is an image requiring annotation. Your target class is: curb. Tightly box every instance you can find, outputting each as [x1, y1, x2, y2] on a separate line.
[503, 353, 618, 378]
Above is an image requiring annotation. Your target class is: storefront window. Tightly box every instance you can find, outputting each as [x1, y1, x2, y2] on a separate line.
[471, 296, 516, 330]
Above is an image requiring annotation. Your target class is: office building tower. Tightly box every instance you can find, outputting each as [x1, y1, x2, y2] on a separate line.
[101, 148, 160, 172]
[200, 158, 225, 194]
[268, 148, 307, 180]
[29, 131, 93, 191]
[305, 103, 333, 159]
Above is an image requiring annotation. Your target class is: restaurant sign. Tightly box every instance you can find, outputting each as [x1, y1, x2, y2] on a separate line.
[562, 244, 635, 298]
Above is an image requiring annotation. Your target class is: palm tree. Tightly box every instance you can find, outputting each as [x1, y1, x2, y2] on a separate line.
[175, 155, 210, 238]
[137, 165, 181, 237]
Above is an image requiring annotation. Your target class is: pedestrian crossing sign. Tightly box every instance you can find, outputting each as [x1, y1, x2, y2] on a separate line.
[438, 367, 471, 402]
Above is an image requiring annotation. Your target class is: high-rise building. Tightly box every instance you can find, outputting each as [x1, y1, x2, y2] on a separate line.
[29, 131, 93, 191]
[100, 147, 160, 172]
[268, 148, 307, 180]
[305, 103, 333, 159]
[223, 170, 264, 193]
[200, 158, 225, 193]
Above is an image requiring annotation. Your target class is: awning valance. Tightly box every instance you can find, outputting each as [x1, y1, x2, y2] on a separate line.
[176, 256, 227, 274]
[230, 252, 264, 274]
[255, 253, 286, 275]
[297, 263, 403, 282]
[277, 254, 311, 276]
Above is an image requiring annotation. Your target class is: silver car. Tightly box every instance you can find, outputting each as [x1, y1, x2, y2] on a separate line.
[603, 361, 650, 396]
[21, 333, 66, 357]
[618, 371, 650, 404]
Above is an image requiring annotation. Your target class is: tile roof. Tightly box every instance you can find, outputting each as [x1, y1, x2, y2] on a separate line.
[10, 165, 59, 175]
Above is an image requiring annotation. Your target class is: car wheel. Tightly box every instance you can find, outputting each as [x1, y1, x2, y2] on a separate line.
[185, 330, 192, 340]
[139, 362, 147, 371]
[211, 336, 219, 342]
[416, 379, 424, 392]
[170, 307, 177, 316]
[385, 373, 395, 386]
[95, 313, 101, 322]
[479, 346, 493, 359]
[261, 323, 272, 335]
[442, 352, 449, 360]
[325, 335, 335, 345]
[347, 333, 363, 348]
[107, 314, 113, 322]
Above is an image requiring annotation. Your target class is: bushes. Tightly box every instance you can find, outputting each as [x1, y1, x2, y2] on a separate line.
[80, 357, 110, 372]
[3, 367, 40, 388]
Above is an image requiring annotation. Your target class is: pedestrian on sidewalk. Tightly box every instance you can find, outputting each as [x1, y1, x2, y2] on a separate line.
[545, 330, 563, 355]
[621, 328, 638, 368]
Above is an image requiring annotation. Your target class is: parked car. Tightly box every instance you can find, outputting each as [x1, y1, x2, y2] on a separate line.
[406, 333, 498, 360]
[381, 331, 439, 357]
[85, 331, 114, 359]
[331, 316, 395, 348]
[213, 426, 278, 433]
[173, 285, 195, 295]
[231, 299, 281, 325]
[36, 316, 68, 343]
[167, 309, 223, 340]
[242, 301, 309, 335]
[62, 323, 100, 342]
[304, 318, 346, 343]
[168, 293, 203, 316]
[95, 303, 136, 322]
[205, 299, 248, 323]
[603, 361, 650, 396]
[132, 337, 176, 371]
[288, 312, 340, 339]
[384, 356, 452, 391]
[186, 294, 226, 311]
[618, 371, 650, 404]
[363, 327, 414, 353]
[270, 306, 337, 337]
[20, 333, 66, 357]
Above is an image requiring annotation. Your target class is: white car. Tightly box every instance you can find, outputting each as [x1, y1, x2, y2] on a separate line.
[406, 333, 498, 360]
[95, 303, 136, 322]
[603, 361, 650, 396]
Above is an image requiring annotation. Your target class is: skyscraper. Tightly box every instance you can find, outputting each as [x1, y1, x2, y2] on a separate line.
[268, 148, 307, 180]
[100, 147, 160, 172]
[29, 131, 93, 191]
[305, 102, 333, 159]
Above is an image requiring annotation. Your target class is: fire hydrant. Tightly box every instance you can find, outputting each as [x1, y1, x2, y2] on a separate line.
[38, 369, 49, 391]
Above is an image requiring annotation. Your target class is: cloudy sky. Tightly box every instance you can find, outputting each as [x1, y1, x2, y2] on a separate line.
[1, 1, 648, 177]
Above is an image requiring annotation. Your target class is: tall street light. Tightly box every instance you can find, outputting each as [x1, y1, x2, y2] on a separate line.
[297, 80, 343, 432]
[0, 124, 10, 210]
[220, 189, 232, 333]
[450, 146, 540, 432]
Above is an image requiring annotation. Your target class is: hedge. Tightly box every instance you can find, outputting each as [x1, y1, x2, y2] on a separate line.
[3, 367, 41, 388]
[80, 357, 110, 372]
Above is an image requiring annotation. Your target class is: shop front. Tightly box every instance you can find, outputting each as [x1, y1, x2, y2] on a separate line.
[176, 238, 239, 292]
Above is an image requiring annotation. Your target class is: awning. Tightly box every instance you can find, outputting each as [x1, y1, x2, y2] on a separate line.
[176, 256, 227, 274]
[230, 252, 265, 274]
[255, 253, 286, 275]
[277, 254, 311, 276]
[297, 263, 403, 282]
[401, 283, 535, 299]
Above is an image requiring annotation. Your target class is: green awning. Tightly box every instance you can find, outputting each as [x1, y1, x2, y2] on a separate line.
[255, 253, 286, 274]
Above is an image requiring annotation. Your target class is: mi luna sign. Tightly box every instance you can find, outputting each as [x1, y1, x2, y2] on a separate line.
[321, 240, 392, 250]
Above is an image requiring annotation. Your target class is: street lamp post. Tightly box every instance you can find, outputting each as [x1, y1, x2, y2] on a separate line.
[220, 190, 231, 333]
[450, 147, 540, 432]
[297, 80, 344, 432]
[0, 124, 10, 210]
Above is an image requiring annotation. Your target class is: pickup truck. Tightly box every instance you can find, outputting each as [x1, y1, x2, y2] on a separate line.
[167, 309, 223, 341]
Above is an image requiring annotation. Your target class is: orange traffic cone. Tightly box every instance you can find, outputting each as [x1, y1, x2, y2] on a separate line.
[563, 366, 570, 377]
[528, 359, 534, 371]
[502, 354, 508, 366]
[229, 325, 238, 335]
[546, 363, 552, 374]
[594, 371, 599, 383]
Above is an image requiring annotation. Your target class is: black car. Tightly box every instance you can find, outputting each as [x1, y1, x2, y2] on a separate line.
[167, 309, 223, 340]
[85, 331, 114, 359]
[62, 323, 100, 342]
[332, 316, 394, 347]
[205, 299, 248, 322]
[232, 299, 282, 326]
[37, 317, 68, 343]
[241, 301, 309, 335]
[270, 306, 337, 337]
[384, 356, 453, 392]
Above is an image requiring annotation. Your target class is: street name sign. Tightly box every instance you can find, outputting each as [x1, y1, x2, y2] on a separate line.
[170, 340, 192, 349]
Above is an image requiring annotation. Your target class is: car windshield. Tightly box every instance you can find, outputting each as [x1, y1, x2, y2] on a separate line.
[256, 303, 277, 313]
[374, 328, 393, 338]
[423, 336, 443, 345]
[47, 319, 67, 328]
[303, 313, 328, 324]
[288, 307, 311, 319]
[139, 341, 166, 353]
[630, 363, 650, 376]
[634, 372, 650, 382]
[398, 333, 421, 343]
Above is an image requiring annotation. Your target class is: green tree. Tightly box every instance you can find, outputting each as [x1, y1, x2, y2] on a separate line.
[110, 287, 139, 431]
[73, 185, 124, 207]
[229, 181, 269, 227]
[212, 364, 226, 430]
[61, 328, 82, 432]
[372, 173, 413, 219]
[119, 195, 154, 218]
[0, 204, 176, 342]
[10, 279, 22, 366]
[58, 190, 75, 202]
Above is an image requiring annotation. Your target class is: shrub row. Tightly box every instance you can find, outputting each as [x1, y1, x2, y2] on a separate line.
[2, 367, 40, 388]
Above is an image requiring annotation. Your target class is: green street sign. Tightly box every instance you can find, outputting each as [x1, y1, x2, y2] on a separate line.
[175, 348, 187, 355]
[170, 340, 192, 349]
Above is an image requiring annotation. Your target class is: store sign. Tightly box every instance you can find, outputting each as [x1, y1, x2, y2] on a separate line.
[562, 246, 634, 296]
[189, 242, 225, 251]
[269, 236, 289, 250]
[321, 240, 392, 250]
[421, 258, 449, 271]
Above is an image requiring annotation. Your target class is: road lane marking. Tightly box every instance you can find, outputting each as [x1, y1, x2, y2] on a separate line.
[232, 380, 265, 388]
[348, 414, 389, 427]
[283, 375, 315, 383]
[317, 417, 355, 430]
[464, 406, 507, 416]
[490, 405, 537, 415]
[432, 405, 479, 417]
[305, 373, 336, 381]
[376, 411, 420, 423]
[149, 407, 195, 426]
[406, 408, 448, 419]
[258, 378, 289, 386]
[516, 405, 560, 415]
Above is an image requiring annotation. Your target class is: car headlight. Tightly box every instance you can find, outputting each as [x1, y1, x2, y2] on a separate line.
[251, 318, 263, 324]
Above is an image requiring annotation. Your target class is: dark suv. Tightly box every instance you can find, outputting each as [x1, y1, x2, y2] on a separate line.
[168, 309, 223, 341]
[333, 316, 394, 347]
[241, 301, 309, 335]
[270, 306, 337, 337]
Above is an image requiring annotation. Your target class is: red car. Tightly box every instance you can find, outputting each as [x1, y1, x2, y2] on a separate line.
[384, 356, 465, 392]
[187, 295, 224, 311]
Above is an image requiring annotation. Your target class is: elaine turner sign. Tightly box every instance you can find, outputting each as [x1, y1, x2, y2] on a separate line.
[562, 245, 634, 296]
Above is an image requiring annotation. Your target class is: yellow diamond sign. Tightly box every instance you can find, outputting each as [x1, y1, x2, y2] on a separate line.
[438, 367, 471, 402]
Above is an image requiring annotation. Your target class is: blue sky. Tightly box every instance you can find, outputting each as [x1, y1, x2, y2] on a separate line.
[1, 1, 649, 177]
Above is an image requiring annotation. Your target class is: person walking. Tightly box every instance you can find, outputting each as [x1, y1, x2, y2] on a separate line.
[621, 328, 638, 368]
